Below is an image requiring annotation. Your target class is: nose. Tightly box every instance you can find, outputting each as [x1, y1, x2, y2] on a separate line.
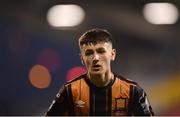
[92, 53, 100, 60]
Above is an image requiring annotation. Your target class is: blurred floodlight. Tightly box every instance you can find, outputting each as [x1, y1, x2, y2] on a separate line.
[47, 4, 85, 27]
[143, 3, 179, 24]
[29, 65, 51, 89]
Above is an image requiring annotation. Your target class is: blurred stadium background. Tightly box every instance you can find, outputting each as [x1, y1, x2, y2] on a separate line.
[0, 0, 180, 115]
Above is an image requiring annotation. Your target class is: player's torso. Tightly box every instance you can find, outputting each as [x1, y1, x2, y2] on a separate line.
[66, 76, 133, 116]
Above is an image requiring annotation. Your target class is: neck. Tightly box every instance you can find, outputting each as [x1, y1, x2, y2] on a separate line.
[88, 72, 113, 87]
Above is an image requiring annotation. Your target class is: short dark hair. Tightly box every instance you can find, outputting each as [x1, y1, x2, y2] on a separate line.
[79, 28, 113, 47]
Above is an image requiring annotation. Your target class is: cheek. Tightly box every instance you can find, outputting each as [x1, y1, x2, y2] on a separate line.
[83, 58, 91, 67]
[103, 55, 111, 61]
[104, 56, 112, 66]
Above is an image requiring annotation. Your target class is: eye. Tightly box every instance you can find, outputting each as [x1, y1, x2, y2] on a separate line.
[97, 48, 106, 54]
[85, 50, 94, 56]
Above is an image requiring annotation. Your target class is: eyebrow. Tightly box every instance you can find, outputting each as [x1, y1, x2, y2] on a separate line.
[85, 49, 93, 52]
[96, 47, 105, 51]
[85, 47, 105, 52]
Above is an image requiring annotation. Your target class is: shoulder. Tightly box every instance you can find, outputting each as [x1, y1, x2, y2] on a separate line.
[65, 73, 86, 86]
[56, 74, 86, 96]
[114, 73, 146, 97]
[115, 74, 145, 94]
[114, 73, 139, 86]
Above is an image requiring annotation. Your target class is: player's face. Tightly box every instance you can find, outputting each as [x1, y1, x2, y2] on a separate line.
[80, 42, 116, 76]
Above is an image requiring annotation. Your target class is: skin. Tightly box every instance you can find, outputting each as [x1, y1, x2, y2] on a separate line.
[80, 42, 116, 87]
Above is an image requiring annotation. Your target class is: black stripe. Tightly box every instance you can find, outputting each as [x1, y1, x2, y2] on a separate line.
[107, 87, 112, 115]
[94, 89, 107, 115]
[128, 85, 134, 115]
[89, 87, 95, 115]
[66, 84, 75, 115]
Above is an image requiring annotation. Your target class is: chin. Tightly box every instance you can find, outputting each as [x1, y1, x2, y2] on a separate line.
[90, 71, 104, 75]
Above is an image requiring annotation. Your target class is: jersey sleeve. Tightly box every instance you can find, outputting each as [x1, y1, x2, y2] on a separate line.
[45, 85, 71, 116]
[132, 85, 154, 116]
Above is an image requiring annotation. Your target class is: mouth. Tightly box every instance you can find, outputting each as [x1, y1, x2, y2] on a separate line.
[92, 64, 101, 68]
[92, 64, 102, 71]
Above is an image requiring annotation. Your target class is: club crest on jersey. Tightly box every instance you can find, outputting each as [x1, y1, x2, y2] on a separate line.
[75, 100, 85, 107]
[115, 98, 128, 111]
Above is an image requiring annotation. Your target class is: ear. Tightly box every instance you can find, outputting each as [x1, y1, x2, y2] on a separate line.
[79, 53, 85, 65]
[111, 49, 116, 61]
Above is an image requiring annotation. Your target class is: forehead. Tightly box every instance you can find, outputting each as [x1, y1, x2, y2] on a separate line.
[80, 42, 112, 51]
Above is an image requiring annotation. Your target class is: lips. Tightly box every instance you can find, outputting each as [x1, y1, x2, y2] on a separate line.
[92, 64, 101, 68]
[92, 65, 101, 71]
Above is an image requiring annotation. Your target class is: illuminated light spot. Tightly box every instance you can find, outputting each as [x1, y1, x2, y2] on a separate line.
[66, 66, 87, 81]
[143, 3, 179, 24]
[47, 4, 85, 27]
[29, 65, 51, 89]
[37, 48, 60, 72]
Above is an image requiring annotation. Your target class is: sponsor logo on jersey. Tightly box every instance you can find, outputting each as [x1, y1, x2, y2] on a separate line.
[75, 100, 85, 107]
